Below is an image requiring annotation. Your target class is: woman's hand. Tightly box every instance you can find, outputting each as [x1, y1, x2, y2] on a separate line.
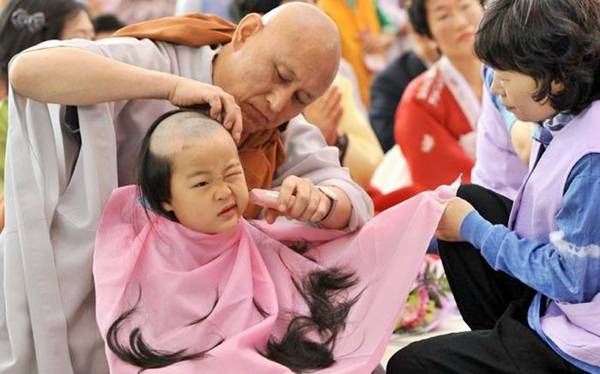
[263, 176, 332, 224]
[168, 78, 243, 143]
[435, 197, 475, 242]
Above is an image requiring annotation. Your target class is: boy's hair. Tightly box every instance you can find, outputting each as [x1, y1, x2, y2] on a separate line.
[92, 13, 125, 34]
[475, 0, 600, 115]
[405, 0, 484, 38]
[0, 0, 89, 77]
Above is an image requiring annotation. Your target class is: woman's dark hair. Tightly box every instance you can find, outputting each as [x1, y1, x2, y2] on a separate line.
[405, 0, 484, 38]
[0, 0, 89, 77]
[107, 109, 361, 373]
[92, 13, 125, 34]
[474, 0, 600, 115]
[405, 0, 432, 38]
[229, 0, 282, 22]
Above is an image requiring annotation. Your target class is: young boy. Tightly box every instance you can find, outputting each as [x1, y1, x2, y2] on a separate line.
[387, 0, 600, 372]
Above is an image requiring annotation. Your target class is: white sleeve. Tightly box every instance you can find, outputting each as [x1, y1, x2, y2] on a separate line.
[273, 115, 374, 230]
[17, 37, 178, 117]
[175, 0, 204, 14]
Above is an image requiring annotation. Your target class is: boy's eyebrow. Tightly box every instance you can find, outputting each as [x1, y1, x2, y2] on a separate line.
[186, 170, 210, 179]
[225, 161, 243, 172]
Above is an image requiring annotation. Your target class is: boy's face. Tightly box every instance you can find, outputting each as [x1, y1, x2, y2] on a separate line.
[163, 130, 249, 234]
[491, 70, 558, 122]
[425, 0, 483, 59]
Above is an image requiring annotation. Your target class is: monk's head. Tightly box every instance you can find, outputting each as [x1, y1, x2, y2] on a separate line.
[213, 2, 341, 135]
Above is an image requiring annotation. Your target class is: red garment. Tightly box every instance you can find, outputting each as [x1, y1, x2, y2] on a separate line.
[373, 67, 475, 212]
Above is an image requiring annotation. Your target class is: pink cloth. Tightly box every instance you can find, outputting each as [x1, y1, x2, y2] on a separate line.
[94, 185, 451, 373]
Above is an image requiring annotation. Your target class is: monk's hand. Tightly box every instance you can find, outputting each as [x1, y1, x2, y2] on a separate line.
[263, 176, 332, 224]
[168, 77, 243, 143]
[303, 85, 343, 145]
[435, 197, 475, 242]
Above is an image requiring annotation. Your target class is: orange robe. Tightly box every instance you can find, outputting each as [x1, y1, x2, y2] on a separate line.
[318, 0, 382, 107]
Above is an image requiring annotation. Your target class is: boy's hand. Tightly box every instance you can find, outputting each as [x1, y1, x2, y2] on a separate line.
[435, 197, 475, 242]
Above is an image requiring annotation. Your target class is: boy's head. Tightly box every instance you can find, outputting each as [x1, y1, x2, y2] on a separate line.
[475, 0, 600, 120]
[138, 110, 249, 234]
[406, 0, 483, 59]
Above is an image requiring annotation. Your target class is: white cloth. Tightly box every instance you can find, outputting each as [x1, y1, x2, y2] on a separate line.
[0, 38, 372, 374]
[369, 145, 412, 194]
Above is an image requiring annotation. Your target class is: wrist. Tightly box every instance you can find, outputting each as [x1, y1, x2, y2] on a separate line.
[154, 71, 180, 101]
[317, 185, 338, 223]
[460, 211, 493, 248]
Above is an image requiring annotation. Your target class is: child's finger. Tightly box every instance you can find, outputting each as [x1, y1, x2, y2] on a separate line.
[263, 208, 280, 224]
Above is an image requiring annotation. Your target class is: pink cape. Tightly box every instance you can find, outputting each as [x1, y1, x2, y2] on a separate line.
[93, 185, 452, 373]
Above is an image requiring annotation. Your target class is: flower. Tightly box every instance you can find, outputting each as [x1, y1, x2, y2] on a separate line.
[394, 255, 452, 333]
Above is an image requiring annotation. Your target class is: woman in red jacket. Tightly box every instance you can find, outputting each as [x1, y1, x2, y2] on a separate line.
[372, 0, 483, 211]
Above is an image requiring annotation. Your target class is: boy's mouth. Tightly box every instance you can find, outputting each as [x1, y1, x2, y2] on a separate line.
[218, 203, 238, 216]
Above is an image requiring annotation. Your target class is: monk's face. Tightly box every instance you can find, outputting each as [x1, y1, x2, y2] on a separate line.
[214, 11, 340, 135]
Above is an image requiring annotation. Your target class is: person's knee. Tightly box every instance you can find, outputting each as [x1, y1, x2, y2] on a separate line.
[457, 184, 510, 225]
[457, 184, 487, 203]
[385, 341, 433, 373]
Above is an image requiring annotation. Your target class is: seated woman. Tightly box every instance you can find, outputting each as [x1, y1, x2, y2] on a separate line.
[371, 0, 483, 212]
[94, 109, 452, 373]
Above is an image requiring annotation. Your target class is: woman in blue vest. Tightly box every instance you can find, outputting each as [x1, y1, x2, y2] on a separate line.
[387, 0, 600, 372]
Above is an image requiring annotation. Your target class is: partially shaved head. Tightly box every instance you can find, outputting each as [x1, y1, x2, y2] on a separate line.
[149, 111, 234, 158]
[139, 109, 249, 232]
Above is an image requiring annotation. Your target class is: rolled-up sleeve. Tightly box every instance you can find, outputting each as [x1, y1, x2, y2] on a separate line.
[273, 115, 374, 231]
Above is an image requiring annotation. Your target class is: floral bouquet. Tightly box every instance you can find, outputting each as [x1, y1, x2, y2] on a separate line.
[394, 254, 453, 333]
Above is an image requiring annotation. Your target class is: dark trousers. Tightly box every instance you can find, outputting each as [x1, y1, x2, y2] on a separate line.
[386, 184, 585, 374]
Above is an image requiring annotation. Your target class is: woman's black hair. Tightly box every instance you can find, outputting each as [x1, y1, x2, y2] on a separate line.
[405, 0, 432, 38]
[405, 0, 484, 39]
[107, 109, 361, 372]
[0, 0, 89, 77]
[474, 0, 600, 115]
[229, 0, 282, 22]
[92, 13, 125, 34]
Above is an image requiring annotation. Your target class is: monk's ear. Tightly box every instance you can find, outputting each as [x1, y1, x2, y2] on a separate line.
[231, 13, 264, 50]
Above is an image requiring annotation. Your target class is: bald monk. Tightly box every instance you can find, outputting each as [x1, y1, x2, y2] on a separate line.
[3, 4, 372, 373]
